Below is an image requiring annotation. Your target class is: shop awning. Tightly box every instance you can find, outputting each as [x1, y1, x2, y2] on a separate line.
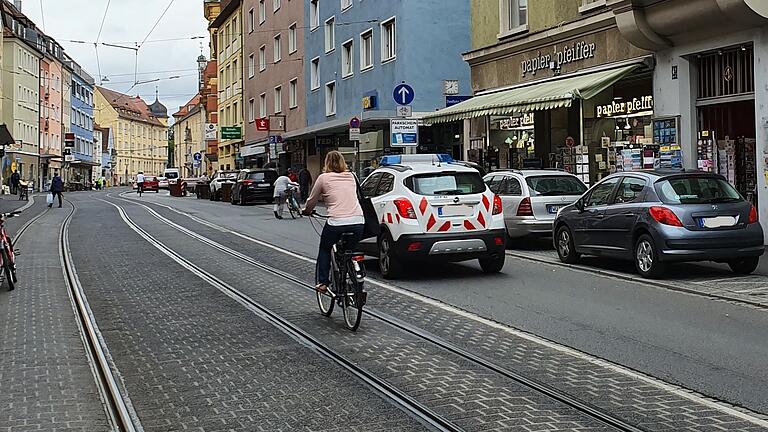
[422, 64, 641, 125]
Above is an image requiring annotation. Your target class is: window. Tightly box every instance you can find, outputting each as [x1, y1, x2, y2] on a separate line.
[310, 0, 319, 29]
[580, 0, 606, 12]
[273, 0, 280, 12]
[248, 53, 255, 78]
[325, 17, 335, 53]
[501, 0, 528, 34]
[381, 18, 396, 62]
[288, 23, 297, 53]
[259, 45, 266, 71]
[258, 0, 266, 24]
[259, 93, 267, 118]
[232, 59, 238, 83]
[585, 178, 620, 207]
[656, 176, 742, 204]
[273, 34, 281, 63]
[376, 173, 395, 196]
[525, 176, 587, 196]
[274, 86, 282, 114]
[310, 57, 320, 90]
[289, 78, 298, 108]
[342, 39, 353, 78]
[248, 98, 255, 122]
[406, 173, 486, 196]
[360, 29, 373, 70]
[615, 177, 647, 204]
[248, 8, 254, 32]
[341, 0, 352, 11]
[325, 81, 336, 116]
[361, 173, 382, 197]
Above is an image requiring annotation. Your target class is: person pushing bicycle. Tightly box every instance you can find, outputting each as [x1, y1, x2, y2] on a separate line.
[302, 151, 364, 294]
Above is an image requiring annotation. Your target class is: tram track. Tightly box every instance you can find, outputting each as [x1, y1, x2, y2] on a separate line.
[105, 195, 653, 432]
[59, 201, 142, 432]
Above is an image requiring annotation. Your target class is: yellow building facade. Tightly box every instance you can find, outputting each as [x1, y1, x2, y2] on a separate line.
[95, 87, 168, 184]
[210, 0, 243, 171]
[172, 95, 207, 177]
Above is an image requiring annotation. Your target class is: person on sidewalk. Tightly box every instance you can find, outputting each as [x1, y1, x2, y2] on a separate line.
[272, 174, 299, 219]
[298, 166, 312, 204]
[50, 172, 63, 208]
[10, 170, 20, 195]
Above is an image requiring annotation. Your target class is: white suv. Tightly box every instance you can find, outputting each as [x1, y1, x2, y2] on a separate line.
[358, 154, 507, 278]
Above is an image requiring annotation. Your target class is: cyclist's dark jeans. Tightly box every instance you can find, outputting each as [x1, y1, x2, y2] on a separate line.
[316, 223, 364, 285]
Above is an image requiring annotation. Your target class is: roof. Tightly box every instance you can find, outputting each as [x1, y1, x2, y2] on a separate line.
[172, 94, 202, 119]
[149, 98, 168, 118]
[210, 0, 240, 29]
[488, 169, 576, 177]
[97, 86, 164, 127]
[379, 162, 479, 175]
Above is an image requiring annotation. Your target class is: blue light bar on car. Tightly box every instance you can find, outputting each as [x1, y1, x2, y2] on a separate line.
[380, 155, 402, 166]
[379, 154, 454, 166]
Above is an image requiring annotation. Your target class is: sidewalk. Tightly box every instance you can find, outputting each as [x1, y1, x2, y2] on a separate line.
[0, 204, 109, 431]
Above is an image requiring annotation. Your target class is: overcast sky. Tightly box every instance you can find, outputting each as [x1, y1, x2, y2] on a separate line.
[22, 0, 210, 123]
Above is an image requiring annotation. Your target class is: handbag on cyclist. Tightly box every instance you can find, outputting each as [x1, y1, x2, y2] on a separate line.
[354, 175, 380, 240]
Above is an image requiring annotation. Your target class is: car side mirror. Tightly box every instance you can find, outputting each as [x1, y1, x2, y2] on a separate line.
[575, 199, 585, 212]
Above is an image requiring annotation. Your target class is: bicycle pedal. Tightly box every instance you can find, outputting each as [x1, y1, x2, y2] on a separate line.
[13, 250, 20, 256]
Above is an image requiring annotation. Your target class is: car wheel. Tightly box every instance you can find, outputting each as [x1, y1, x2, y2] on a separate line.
[209, 190, 215, 201]
[634, 234, 665, 279]
[728, 257, 759, 275]
[239, 196, 247, 206]
[378, 232, 403, 279]
[555, 225, 580, 264]
[479, 254, 505, 273]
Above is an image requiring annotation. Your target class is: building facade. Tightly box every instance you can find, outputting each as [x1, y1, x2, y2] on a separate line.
[95, 86, 168, 184]
[172, 94, 207, 177]
[240, 0, 306, 170]
[94, 124, 114, 184]
[39, 37, 65, 187]
[210, 0, 243, 171]
[68, 60, 96, 185]
[1, 1, 41, 186]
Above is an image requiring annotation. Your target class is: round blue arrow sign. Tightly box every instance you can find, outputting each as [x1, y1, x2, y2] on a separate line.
[193, 152, 203, 161]
[393, 83, 414, 106]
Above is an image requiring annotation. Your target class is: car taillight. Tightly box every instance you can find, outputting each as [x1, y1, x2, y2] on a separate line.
[494, 237, 505, 246]
[517, 197, 533, 216]
[492, 194, 503, 215]
[394, 198, 417, 219]
[749, 205, 759, 224]
[242, 179, 254, 185]
[649, 206, 683, 227]
[407, 242, 423, 252]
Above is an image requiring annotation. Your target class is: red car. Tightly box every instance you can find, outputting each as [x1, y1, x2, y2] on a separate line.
[142, 176, 160, 193]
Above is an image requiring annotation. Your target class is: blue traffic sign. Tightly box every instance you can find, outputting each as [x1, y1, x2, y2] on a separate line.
[393, 83, 414, 106]
[193, 152, 203, 161]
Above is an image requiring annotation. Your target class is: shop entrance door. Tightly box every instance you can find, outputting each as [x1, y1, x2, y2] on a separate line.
[698, 100, 757, 204]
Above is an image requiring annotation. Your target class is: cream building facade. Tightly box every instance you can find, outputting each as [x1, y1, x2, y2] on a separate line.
[172, 94, 207, 177]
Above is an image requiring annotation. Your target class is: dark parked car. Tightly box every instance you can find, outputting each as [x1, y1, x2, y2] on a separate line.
[231, 169, 278, 205]
[553, 170, 764, 278]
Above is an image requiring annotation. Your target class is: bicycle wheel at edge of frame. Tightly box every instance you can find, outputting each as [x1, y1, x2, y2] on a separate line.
[341, 259, 364, 331]
[1, 247, 15, 290]
[316, 259, 335, 316]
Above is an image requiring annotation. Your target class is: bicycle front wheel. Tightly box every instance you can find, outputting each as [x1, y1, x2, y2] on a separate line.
[316, 261, 335, 316]
[341, 262, 364, 331]
[288, 199, 297, 219]
[2, 248, 15, 291]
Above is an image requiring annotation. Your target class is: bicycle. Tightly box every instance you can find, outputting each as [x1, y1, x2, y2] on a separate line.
[311, 213, 368, 331]
[136, 182, 144, 197]
[286, 186, 303, 219]
[0, 211, 20, 291]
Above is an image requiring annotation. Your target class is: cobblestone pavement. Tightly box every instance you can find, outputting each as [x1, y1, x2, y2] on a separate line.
[0, 202, 111, 432]
[109, 195, 614, 432]
[66, 197, 429, 432]
[122, 194, 768, 431]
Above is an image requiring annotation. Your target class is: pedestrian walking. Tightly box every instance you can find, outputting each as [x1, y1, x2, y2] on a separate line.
[298, 166, 312, 203]
[10, 170, 20, 195]
[49, 172, 63, 208]
[272, 174, 299, 219]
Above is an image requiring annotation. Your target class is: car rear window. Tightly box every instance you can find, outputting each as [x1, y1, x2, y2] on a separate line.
[525, 176, 587, 196]
[165, 172, 179, 179]
[656, 176, 742, 204]
[247, 171, 278, 182]
[406, 172, 486, 196]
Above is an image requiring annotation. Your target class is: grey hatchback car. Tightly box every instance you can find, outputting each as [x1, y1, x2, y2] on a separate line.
[553, 170, 764, 278]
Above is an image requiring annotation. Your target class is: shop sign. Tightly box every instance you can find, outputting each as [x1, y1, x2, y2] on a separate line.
[221, 126, 242, 140]
[204, 123, 217, 140]
[499, 113, 534, 129]
[362, 95, 378, 110]
[596, 96, 654, 118]
[390, 119, 419, 147]
[521, 41, 597, 78]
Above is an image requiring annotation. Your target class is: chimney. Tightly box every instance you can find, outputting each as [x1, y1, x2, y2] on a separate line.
[13, 0, 21, 11]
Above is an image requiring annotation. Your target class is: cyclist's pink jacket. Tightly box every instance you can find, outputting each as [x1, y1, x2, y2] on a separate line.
[305, 172, 363, 219]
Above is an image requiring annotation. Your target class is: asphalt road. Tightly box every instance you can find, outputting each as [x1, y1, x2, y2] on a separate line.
[127, 190, 768, 415]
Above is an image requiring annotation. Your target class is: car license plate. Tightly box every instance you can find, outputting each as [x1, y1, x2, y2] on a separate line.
[547, 205, 562, 214]
[698, 216, 737, 228]
[258, 183, 270, 188]
[438, 205, 471, 217]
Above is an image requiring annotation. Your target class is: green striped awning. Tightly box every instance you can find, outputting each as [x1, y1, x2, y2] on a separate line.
[423, 64, 641, 125]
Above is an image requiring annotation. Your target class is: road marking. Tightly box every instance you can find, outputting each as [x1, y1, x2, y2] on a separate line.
[112, 193, 768, 426]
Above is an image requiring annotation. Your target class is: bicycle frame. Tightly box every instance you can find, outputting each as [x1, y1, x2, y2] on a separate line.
[0, 218, 16, 270]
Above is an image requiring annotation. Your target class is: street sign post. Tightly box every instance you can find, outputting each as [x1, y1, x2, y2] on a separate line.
[395, 105, 412, 118]
[64, 132, 75, 148]
[64, 148, 74, 162]
[220, 127, 242, 140]
[204, 123, 218, 140]
[390, 119, 419, 147]
[393, 83, 415, 106]
[193, 152, 203, 162]
[349, 117, 361, 142]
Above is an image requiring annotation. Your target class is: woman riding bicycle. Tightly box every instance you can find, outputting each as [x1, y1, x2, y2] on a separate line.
[302, 151, 364, 294]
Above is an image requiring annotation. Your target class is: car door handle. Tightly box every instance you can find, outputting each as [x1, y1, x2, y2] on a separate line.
[623, 213, 635, 217]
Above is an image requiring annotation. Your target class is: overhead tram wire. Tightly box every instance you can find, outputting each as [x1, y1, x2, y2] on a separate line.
[95, 0, 111, 85]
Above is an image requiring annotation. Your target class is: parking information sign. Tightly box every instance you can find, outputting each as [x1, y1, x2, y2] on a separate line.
[390, 119, 418, 147]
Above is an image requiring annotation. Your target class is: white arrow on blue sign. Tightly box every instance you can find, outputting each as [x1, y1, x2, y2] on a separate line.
[193, 152, 203, 161]
[393, 83, 414, 106]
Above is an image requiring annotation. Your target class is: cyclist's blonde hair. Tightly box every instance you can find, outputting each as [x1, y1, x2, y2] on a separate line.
[324, 150, 348, 173]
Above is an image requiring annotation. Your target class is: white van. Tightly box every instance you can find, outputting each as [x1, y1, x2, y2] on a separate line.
[164, 168, 180, 184]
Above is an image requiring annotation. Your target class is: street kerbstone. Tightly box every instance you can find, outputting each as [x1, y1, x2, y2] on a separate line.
[132, 194, 768, 432]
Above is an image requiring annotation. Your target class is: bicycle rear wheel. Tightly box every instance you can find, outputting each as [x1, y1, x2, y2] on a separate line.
[288, 198, 297, 219]
[2, 249, 15, 291]
[341, 262, 364, 331]
[316, 261, 335, 316]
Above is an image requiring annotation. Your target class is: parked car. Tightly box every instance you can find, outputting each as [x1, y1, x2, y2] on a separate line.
[209, 171, 238, 201]
[231, 169, 278, 205]
[357, 153, 507, 279]
[484, 170, 587, 241]
[157, 176, 169, 189]
[164, 168, 180, 185]
[553, 170, 764, 278]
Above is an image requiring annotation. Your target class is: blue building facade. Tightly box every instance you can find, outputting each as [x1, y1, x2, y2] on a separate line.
[70, 63, 95, 164]
[294, 0, 471, 173]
